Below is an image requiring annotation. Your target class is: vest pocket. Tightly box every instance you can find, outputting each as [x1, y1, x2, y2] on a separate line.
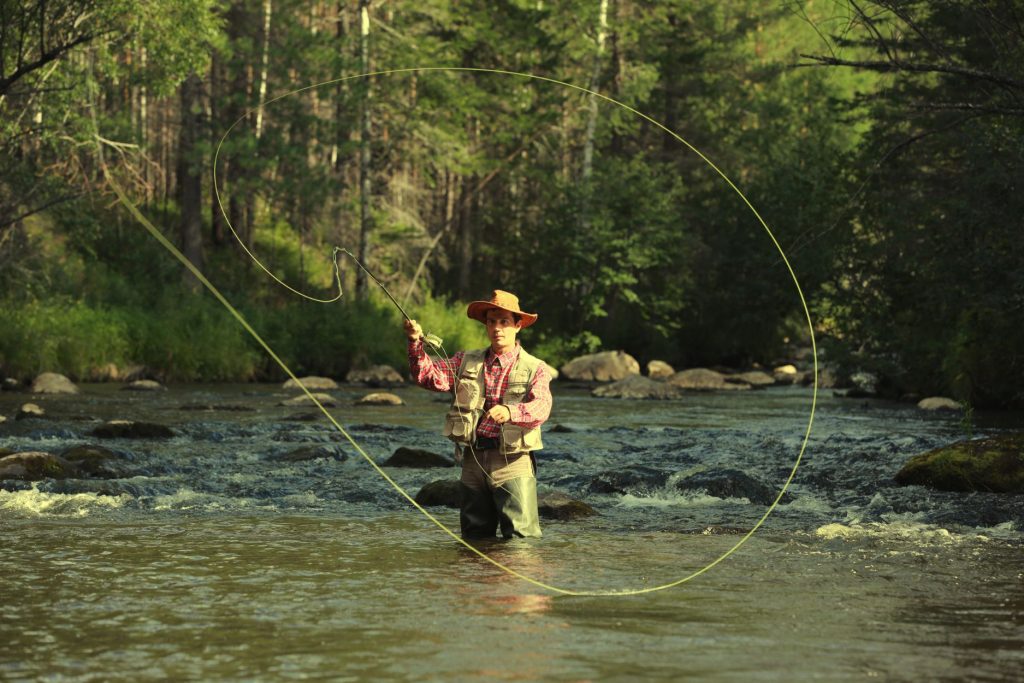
[504, 381, 529, 402]
[443, 410, 475, 442]
[500, 423, 543, 454]
[454, 378, 481, 409]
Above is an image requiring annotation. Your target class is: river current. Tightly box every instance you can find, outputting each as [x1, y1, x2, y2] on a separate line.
[1, 383, 1022, 681]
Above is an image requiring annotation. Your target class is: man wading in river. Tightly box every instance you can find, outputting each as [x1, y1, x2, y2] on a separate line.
[404, 290, 552, 539]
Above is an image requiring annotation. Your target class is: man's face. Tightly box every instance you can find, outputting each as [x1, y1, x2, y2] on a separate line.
[485, 309, 522, 349]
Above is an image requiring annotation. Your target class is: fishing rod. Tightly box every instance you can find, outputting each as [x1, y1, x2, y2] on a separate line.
[333, 247, 444, 350]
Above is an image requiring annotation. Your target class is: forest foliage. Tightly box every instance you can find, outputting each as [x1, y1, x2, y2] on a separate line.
[1, 0, 1021, 407]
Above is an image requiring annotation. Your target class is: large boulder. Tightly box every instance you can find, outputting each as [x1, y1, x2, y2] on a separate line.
[560, 351, 640, 382]
[90, 420, 175, 439]
[0, 452, 77, 480]
[917, 397, 960, 411]
[414, 479, 462, 508]
[646, 360, 675, 379]
[282, 376, 339, 391]
[675, 468, 782, 506]
[356, 392, 404, 406]
[279, 393, 337, 407]
[537, 492, 597, 520]
[667, 368, 751, 391]
[592, 375, 682, 400]
[894, 434, 1024, 493]
[346, 365, 404, 387]
[384, 447, 454, 468]
[31, 372, 78, 394]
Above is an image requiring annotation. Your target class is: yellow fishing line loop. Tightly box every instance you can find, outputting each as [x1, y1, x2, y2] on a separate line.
[110, 67, 817, 596]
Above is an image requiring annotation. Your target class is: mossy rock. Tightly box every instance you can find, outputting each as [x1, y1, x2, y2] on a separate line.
[894, 433, 1024, 493]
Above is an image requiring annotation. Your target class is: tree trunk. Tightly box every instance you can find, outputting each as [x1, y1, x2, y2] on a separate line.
[177, 73, 205, 288]
[255, 0, 273, 140]
[581, 0, 609, 184]
[356, 0, 372, 299]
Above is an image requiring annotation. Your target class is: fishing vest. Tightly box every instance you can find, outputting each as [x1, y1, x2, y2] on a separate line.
[443, 346, 546, 455]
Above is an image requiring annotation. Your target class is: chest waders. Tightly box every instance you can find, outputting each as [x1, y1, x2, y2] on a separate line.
[443, 347, 546, 538]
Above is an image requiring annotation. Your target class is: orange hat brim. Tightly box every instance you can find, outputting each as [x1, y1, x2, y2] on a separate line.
[466, 301, 538, 328]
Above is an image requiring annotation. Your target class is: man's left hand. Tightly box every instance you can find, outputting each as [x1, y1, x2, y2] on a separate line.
[487, 404, 513, 424]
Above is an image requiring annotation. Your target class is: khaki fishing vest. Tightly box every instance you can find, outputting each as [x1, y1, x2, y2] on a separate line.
[443, 347, 546, 455]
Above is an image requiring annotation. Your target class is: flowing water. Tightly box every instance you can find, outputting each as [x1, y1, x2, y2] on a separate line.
[1, 383, 1022, 681]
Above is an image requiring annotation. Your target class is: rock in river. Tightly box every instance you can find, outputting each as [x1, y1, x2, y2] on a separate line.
[123, 380, 165, 392]
[668, 368, 750, 391]
[31, 372, 79, 394]
[917, 397, 960, 411]
[90, 420, 175, 439]
[270, 445, 347, 462]
[538, 492, 597, 520]
[282, 376, 339, 391]
[415, 479, 462, 508]
[560, 351, 640, 382]
[0, 452, 77, 480]
[346, 365, 405, 387]
[647, 360, 675, 379]
[356, 392, 404, 406]
[16, 403, 45, 420]
[591, 375, 681, 400]
[59, 444, 125, 478]
[384, 447, 454, 468]
[588, 465, 669, 494]
[895, 433, 1024, 493]
[674, 468, 783, 505]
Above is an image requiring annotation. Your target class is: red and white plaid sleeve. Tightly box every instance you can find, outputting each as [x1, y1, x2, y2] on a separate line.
[508, 362, 553, 428]
[408, 339, 463, 393]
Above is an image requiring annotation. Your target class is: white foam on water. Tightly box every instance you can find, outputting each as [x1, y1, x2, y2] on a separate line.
[616, 489, 750, 509]
[815, 520, 964, 544]
[0, 486, 131, 518]
[779, 494, 832, 513]
[150, 487, 276, 512]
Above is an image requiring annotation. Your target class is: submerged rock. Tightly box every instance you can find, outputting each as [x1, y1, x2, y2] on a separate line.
[414, 479, 462, 508]
[279, 393, 337, 407]
[537, 492, 597, 520]
[346, 365, 405, 387]
[560, 351, 640, 382]
[0, 452, 77, 480]
[674, 468, 783, 506]
[895, 434, 1024, 493]
[270, 445, 347, 462]
[31, 372, 78, 394]
[282, 376, 339, 391]
[917, 397, 960, 411]
[356, 392, 404, 406]
[123, 380, 165, 392]
[592, 375, 681, 400]
[384, 447, 453, 468]
[59, 444, 125, 478]
[588, 466, 669, 495]
[16, 403, 45, 420]
[91, 420, 175, 439]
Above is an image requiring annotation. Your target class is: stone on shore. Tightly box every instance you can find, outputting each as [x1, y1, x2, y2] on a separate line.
[356, 392, 404, 406]
[123, 379, 165, 392]
[537, 491, 597, 520]
[414, 479, 462, 508]
[3, 377, 20, 390]
[346, 365, 404, 387]
[279, 393, 337, 407]
[592, 375, 682, 400]
[894, 433, 1024, 493]
[0, 452, 77, 480]
[90, 420, 175, 439]
[31, 372, 78, 394]
[282, 376, 339, 391]
[647, 360, 675, 379]
[917, 397, 960, 411]
[16, 403, 45, 420]
[667, 368, 751, 391]
[384, 447, 454, 468]
[675, 468, 782, 506]
[560, 351, 640, 382]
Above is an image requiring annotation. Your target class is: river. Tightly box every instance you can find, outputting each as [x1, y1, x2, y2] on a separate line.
[1, 382, 1021, 681]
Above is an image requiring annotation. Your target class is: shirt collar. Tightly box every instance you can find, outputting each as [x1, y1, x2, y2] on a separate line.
[486, 341, 521, 368]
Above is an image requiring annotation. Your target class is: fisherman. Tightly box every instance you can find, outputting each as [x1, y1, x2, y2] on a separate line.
[404, 290, 552, 539]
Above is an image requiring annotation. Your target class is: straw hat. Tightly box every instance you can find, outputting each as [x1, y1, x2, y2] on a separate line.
[466, 290, 538, 328]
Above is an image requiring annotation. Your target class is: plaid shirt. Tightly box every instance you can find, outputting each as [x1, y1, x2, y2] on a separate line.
[408, 339, 552, 438]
